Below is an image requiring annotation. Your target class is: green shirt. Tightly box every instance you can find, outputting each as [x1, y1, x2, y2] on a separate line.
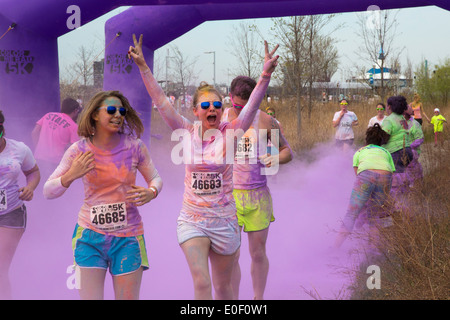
[407, 118, 424, 154]
[353, 144, 396, 175]
[381, 113, 410, 153]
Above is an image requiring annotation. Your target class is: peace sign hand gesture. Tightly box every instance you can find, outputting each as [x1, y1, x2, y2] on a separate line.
[262, 40, 279, 76]
[128, 34, 148, 71]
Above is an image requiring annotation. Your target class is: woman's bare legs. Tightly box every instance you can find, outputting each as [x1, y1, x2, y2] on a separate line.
[113, 267, 143, 300]
[248, 227, 270, 300]
[78, 266, 143, 300]
[78, 268, 107, 300]
[0, 227, 24, 300]
[182, 237, 237, 300]
[181, 237, 213, 299]
[210, 248, 236, 300]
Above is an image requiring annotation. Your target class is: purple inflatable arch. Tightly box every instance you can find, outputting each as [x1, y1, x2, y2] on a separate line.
[0, 0, 448, 143]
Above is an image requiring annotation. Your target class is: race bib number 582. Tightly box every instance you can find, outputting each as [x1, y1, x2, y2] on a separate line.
[90, 202, 127, 231]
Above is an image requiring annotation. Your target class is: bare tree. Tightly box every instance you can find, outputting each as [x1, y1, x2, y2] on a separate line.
[73, 45, 96, 87]
[304, 15, 340, 118]
[271, 16, 309, 135]
[169, 45, 199, 109]
[355, 8, 402, 100]
[226, 21, 261, 80]
[60, 45, 99, 106]
[270, 15, 340, 132]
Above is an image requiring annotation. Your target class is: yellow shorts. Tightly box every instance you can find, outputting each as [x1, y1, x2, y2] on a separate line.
[233, 186, 274, 232]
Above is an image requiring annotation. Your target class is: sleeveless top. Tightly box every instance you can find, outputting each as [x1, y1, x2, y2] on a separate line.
[411, 103, 422, 119]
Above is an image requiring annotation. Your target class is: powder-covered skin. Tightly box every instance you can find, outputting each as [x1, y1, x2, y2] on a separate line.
[140, 69, 270, 218]
[43, 135, 162, 237]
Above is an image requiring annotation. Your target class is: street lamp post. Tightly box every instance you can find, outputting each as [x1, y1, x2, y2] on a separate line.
[204, 51, 216, 87]
[165, 48, 174, 95]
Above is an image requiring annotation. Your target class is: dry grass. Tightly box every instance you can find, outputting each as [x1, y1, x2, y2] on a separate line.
[261, 98, 450, 155]
[149, 97, 450, 300]
[347, 146, 450, 300]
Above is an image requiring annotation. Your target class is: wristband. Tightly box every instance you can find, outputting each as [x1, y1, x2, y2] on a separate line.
[261, 71, 272, 79]
[140, 67, 151, 75]
[149, 186, 158, 198]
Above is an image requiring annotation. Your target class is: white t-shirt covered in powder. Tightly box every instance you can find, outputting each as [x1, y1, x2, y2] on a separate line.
[0, 138, 36, 214]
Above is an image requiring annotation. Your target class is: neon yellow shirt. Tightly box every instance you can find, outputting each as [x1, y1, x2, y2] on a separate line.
[353, 144, 396, 175]
[430, 115, 446, 132]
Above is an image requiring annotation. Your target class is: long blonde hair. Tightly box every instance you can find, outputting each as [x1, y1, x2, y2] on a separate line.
[77, 90, 144, 138]
[412, 93, 422, 107]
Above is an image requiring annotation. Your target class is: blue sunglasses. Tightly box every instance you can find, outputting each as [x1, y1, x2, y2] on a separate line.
[199, 101, 222, 110]
[99, 106, 127, 116]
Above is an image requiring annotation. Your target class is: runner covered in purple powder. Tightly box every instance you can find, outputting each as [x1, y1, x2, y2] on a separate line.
[129, 34, 279, 300]
[0, 110, 41, 299]
[222, 76, 292, 300]
[334, 123, 395, 248]
[404, 104, 424, 187]
[43, 91, 163, 300]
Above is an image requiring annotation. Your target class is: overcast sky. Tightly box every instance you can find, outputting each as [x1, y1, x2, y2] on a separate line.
[58, 5, 450, 86]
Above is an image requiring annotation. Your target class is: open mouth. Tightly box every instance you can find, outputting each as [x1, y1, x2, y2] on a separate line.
[110, 119, 121, 126]
[207, 115, 217, 125]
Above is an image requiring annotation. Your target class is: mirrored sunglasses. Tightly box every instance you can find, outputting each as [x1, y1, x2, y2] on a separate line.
[99, 106, 127, 116]
[340, 102, 348, 105]
[200, 101, 222, 109]
[267, 112, 275, 116]
[230, 95, 245, 109]
[376, 108, 384, 111]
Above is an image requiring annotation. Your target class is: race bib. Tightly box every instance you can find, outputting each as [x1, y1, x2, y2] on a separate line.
[90, 202, 127, 232]
[191, 172, 223, 196]
[0, 189, 6, 212]
[236, 135, 257, 160]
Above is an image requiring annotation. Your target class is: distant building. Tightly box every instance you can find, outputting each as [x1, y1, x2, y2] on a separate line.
[312, 81, 372, 102]
[363, 66, 408, 88]
[93, 59, 104, 89]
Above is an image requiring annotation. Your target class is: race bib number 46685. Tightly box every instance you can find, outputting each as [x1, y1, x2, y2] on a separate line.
[90, 202, 127, 231]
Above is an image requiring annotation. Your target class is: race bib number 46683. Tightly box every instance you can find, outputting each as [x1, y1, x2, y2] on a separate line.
[191, 172, 223, 196]
[90, 202, 127, 231]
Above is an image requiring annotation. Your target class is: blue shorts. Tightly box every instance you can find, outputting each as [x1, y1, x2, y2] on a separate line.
[72, 224, 149, 276]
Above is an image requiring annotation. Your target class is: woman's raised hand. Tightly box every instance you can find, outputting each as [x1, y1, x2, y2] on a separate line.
[129, 34, 148, 70]
[262, 40, 279, 75]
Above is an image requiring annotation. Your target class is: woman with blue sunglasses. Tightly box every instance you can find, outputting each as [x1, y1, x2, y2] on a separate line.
[129, 33, 279, 300]
[43, 90, 163, 300]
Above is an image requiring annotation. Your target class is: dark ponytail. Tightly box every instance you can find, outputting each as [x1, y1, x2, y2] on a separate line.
[366, 123, 390, 146]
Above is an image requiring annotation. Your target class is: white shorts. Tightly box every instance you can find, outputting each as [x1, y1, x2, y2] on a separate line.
[177, 213, 240, 255]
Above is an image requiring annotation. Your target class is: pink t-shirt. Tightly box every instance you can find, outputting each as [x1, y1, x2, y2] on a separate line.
[45, 135, 161, 237]
[34, 112, 79, 164]
[139, 69, 270, 219]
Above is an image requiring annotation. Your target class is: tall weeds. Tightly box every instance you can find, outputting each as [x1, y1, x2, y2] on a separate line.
[347, 144, 449, 299]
